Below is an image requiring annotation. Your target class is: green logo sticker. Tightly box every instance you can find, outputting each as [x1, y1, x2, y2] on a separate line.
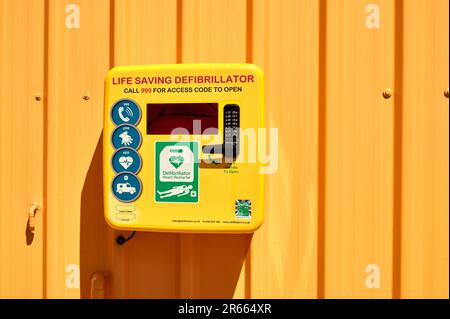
[169, 155, 184, 169]
[155, 141, 199, 203]
[235, 200, 251, 219]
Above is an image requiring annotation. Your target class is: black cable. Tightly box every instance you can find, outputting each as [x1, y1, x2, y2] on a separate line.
[116, 231, 136, 245]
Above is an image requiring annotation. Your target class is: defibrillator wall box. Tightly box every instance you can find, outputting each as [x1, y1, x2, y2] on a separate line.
[103, 63, 265, 233]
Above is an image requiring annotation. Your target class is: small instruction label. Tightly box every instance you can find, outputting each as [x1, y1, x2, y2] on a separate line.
[155, 141, 199, 203]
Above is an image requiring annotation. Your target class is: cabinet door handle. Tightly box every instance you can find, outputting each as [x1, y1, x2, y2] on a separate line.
[28, 204, 40, 234]
[90, 272, 105, 299]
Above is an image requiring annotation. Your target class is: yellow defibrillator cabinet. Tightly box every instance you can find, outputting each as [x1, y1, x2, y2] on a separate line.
[103, 64, 264, 233]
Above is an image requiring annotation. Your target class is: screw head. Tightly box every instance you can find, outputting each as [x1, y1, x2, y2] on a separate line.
[445, 88, 449, 99]
[82, 92, 90, 100]
[383, 89, 393, 99]
[35, 94, 42, 101]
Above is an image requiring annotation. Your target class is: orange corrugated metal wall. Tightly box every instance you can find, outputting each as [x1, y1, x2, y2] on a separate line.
[0, 0, 448, 299]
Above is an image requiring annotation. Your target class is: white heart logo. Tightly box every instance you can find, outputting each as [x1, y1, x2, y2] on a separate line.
[119, 156, 133, 169]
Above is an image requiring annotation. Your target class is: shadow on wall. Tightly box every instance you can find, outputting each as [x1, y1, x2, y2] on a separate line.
[80, 132, 252, 298]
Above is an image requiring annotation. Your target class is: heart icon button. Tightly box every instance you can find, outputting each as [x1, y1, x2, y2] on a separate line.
[119, 156, 133, 169]
[169, 155, 184, 169]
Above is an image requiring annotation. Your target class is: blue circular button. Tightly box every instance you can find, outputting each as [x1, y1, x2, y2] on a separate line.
[111, 124, 142, 150]
[112, 173, 142, 202]
[111, 99, 141, 126]
[112, 147, 142, 174]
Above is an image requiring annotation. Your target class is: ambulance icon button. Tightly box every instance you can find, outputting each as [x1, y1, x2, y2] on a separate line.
[112, 173, 142, 202]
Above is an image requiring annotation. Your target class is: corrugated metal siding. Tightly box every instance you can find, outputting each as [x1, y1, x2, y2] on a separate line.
[0, 0, 448, 299]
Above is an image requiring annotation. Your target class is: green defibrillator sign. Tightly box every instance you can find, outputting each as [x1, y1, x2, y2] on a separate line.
[155, 141, 199, 203]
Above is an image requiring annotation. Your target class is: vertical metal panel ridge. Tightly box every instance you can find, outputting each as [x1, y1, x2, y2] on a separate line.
[317, 0, 327, 300]
[246, 0, 253, 63]
[43, 0, 49, 299]
[244, 0, 254, 298]
[110, 0, 115, 68]
[176, 0, 182, 64]
[392, 0, 404, 300]
[244, 246, 252, 298]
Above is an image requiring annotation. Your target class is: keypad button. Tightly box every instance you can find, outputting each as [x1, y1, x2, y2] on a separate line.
[111, 99, 141, 126]
[111, 124, 142, 150]
[112, 147, 142, 174]
[112, 173, 142, 202]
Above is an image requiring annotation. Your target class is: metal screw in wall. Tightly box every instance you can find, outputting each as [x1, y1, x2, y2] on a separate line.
[445, 88, 449, 99]
[82, 92, 90, 100]
[35, 94, 42, 102]
[382, 89, 393, 99]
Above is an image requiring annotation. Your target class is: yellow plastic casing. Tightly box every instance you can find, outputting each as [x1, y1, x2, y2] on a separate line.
[103, 63, 265, 233]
